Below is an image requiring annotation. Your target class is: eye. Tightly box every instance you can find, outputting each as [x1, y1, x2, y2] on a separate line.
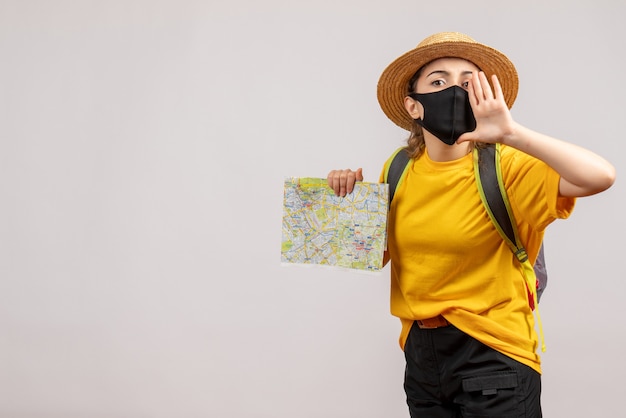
[461, 80, 470, 89]
[432, 79, 445, 87]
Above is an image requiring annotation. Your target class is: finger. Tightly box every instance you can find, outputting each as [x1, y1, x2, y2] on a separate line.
[327, 170, 341, 195]
[326, 171, 334, 193]
[356, 168, 364, 182]
[345, 171, 356, 195]
[470, 71, 484, 103]
[456, 132, 473, 143]
[467, 73, 479, 109]
[479, 71, 494, 100]
[491, 74, 504, 101]
[347, 169, 364, 195]
[339, 170, 352, 197]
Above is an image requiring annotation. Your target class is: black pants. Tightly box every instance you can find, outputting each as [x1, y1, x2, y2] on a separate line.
[404, 321, 542, 417]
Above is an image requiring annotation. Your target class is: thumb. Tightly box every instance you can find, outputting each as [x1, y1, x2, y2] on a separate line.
[456, 131, 476, 144]
[356, 168, 364, 181]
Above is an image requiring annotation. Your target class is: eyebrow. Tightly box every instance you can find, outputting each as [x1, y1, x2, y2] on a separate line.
[426, 70, 474, 77]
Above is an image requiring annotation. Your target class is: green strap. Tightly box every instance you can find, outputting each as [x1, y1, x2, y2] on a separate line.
[473, 144, 544, 350]
[384, 147, 411, 206]
[473, 144, 528, 263]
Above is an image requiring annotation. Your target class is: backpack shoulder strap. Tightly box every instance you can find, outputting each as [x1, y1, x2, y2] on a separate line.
[384, 147, 412, 205]
[473, 144, 528, 262]
[474, 144, 548, 302]
[474, 143, 546, 351]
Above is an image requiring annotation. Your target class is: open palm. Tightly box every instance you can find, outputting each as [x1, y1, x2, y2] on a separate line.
[458, 71, 516, 144]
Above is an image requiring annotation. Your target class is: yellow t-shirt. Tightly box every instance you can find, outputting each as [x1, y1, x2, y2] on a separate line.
[380, 145, 576, 374]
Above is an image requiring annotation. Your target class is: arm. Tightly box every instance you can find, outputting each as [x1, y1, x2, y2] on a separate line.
[327, 168, 364, 196]
[458, 72, 616, 197]
[499, 124, 615, 197]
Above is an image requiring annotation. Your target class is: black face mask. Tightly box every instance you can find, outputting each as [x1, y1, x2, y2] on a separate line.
[408, 85, 476, 146]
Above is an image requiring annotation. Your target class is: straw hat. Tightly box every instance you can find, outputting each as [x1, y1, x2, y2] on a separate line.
[377, 32, 519, 131]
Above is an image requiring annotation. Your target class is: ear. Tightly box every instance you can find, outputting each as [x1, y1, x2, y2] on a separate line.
[404, 96, 423, 119]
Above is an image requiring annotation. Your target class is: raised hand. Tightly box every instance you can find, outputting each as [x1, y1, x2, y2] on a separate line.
[457, 71, 515, 144]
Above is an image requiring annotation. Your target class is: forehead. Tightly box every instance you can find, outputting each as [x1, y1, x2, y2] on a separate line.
[420, 57, 480, 75]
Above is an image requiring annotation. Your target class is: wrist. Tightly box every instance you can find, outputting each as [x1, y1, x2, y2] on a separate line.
[500, 122, 525, 149]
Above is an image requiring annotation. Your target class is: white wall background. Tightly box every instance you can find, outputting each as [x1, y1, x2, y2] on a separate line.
[1, 1, 624, 417]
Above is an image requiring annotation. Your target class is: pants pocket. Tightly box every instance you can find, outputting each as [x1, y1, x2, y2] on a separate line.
[459, 371, 523, 417]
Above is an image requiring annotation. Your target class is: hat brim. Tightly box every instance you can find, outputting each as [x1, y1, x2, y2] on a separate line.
[377, 41, 519, 131]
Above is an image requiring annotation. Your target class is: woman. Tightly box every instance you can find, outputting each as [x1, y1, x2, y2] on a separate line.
[327, 32, 615, 417]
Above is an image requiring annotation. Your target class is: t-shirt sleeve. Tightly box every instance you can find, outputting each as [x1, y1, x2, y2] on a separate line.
[500, 145, 576, 232]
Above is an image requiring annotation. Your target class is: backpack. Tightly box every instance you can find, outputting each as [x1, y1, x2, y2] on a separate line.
[384, 143, 547, 309]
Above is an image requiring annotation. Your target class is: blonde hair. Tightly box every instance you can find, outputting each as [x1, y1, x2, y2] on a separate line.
[405, 123, 426, 159]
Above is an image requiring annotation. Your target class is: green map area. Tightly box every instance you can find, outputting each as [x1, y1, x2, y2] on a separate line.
[281, 177, 388, 271]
